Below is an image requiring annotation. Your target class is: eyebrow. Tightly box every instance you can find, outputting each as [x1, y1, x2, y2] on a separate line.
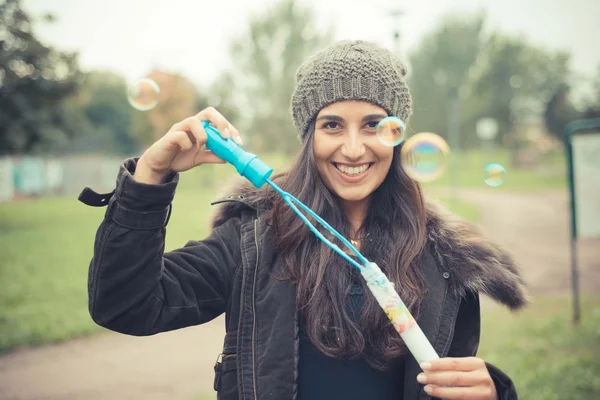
[315, 113, 388, 122]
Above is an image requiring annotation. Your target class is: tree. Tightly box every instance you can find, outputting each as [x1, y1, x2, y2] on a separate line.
[407, 13, 487, 145]
[203, 71, 242, 130]
[0, 0, 84, 154]
[543, 84, 581, 141]
[582, 64, 600, 119]
[130, 69, 198, 146]
[472, 34, 572, 146]
[407, 13, 574, 154]
[227, 0, 333, 154]
[75, 70, 140, 154]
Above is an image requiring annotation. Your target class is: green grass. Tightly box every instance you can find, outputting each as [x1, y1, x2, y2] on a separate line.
[479, 296, 600, 400]
[0, 179, 223, 353]
[0, 148, 562, 352]
[2, 149, 597, 400]
[421, 148, 566, 191]
[0, 154, 291, 353]
[0, 196, 101, 352]
[434, 196, 482, 222]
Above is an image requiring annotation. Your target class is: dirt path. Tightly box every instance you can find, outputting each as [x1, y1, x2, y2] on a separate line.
[0, 319, 226, 400]
[1, 189, 599, 400]
[454, 189, 600, 294]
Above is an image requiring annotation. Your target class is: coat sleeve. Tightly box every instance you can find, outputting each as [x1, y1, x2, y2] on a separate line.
[85, 158, 241, 336]
[447, 292, 519, 400]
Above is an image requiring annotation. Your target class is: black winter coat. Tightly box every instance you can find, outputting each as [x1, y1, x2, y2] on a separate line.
[80, 158, 530, 400]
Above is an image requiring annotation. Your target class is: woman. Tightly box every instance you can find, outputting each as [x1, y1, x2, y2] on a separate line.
[81, 40, 529, 400]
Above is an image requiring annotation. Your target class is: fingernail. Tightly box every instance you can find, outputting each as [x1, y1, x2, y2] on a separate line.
[420, 362, 432, 370]
[235, 136, 244, 146]
[417, 373, 427, 383]
[424, 385, 433, 394]
[223, 127, 231, 138]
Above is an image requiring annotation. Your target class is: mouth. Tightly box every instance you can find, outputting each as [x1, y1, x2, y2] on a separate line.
[332, 162, 373, 182]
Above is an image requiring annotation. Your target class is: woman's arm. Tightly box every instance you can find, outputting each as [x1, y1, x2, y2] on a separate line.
[87, 158, 241, 336]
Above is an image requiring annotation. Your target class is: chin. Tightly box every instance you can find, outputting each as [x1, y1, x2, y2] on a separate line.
[334, 188, 371, 203]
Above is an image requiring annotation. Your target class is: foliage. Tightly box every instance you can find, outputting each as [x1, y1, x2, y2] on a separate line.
[407, 12, 573, 150]
[75, 70, 140, 154]
[131, 70, 199, 146]
[473, 34, 572, 145]
[407, 12, 487, 144]
[543, 84, 581, 140]
[0, 0, 84, 154]
[227, 0, 334, 154]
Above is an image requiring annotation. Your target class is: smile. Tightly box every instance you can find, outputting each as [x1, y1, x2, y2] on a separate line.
[333, 162, 373, 178]
[334, 163, 371, 175]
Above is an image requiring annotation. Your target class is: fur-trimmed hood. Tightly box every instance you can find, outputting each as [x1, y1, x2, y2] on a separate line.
[209, 176, 530, 311]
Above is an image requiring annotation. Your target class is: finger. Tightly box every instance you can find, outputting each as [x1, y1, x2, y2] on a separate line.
[422, 357, 485, 372]
[196, 150, 227, 165]
[171, 130, 195, 152]
[228, 123, 244, 146]
[196, 107, 232, 140]
[418, 370, 489, 387]
[186, 116, 208, 151]
[170, 117, 206, 151]
[424, 383, 496, 400]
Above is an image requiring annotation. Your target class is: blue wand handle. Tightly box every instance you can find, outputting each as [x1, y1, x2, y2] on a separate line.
[202, 121, 273, 188]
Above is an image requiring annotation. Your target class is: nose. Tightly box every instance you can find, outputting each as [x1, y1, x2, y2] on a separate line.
[340, 129, 366, 160]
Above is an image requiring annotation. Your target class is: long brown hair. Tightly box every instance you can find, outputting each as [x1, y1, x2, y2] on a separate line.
[265, 129, 428, 371]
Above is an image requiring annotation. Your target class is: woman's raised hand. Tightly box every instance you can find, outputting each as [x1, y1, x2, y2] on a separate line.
[134, 107, 243, 184]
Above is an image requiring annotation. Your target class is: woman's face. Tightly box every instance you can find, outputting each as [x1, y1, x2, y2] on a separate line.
[313, 100, 394, 207]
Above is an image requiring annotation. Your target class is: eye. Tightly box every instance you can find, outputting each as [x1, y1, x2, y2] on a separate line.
[322, 121, 341, 130]
[364, 120, 380, 131]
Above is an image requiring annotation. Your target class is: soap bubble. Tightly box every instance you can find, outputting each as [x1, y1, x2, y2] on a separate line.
[400, 132, 450, 182]
[376, 116, 406, 147]
[127, 78, 160, 111]
[484, 164, 506, 187]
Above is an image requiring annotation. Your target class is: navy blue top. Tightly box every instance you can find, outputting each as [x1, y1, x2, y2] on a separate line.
[297, 281, 405, 400]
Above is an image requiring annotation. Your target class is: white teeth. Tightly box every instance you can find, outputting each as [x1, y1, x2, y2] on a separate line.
[335, 163, 370, 176]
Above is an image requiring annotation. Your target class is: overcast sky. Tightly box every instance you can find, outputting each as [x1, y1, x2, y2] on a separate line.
[22, 0, 600, 88]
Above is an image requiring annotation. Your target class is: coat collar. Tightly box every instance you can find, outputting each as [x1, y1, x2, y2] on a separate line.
[209, 176, 530, 311]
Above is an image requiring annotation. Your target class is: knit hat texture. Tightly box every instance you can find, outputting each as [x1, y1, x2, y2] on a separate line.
[291, 40, 412, 141]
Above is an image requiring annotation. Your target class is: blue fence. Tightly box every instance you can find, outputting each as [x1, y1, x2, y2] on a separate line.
[0, 155, 127, 202]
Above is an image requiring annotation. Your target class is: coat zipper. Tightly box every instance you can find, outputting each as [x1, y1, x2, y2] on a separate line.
[251, 218, 260, 399]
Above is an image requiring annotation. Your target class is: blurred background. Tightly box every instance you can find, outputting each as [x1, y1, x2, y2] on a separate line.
[1, 0, 599, 399]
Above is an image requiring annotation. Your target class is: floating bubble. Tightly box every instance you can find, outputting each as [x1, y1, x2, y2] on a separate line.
[127, 78, 160, 111]
[376, 116, 406, 147]
[400, 132, 450, 182]
[484, 163, 506, 187]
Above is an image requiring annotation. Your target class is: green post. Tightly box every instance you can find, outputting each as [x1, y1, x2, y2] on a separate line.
[564, 118, 600, 326]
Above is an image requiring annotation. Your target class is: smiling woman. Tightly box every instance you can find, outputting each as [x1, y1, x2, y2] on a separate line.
[82, 40, 528, 400]
[313, 102, 394, 232]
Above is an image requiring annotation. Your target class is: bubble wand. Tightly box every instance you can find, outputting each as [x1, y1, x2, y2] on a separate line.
[202, 120, 439, 365]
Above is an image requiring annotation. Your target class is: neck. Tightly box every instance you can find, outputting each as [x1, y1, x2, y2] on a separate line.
[340, 197, 370, 237]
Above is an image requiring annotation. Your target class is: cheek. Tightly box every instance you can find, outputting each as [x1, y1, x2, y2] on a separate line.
[312, 132, 337, 164]
[375, 146, 394, 166]
[375, 149, 395, 179]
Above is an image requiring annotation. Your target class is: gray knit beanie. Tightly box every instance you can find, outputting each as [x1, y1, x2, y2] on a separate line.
[291, 40, 412, 142]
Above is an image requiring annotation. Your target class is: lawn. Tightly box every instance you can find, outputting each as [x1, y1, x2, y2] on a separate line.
[0, 178, 219, 353]
[0, 149, 566, 353]
[1, 149, 596, 400]
[0, 164, 479, 353]
[479, 296, 600, 400]
[421, 148, 566, 191]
